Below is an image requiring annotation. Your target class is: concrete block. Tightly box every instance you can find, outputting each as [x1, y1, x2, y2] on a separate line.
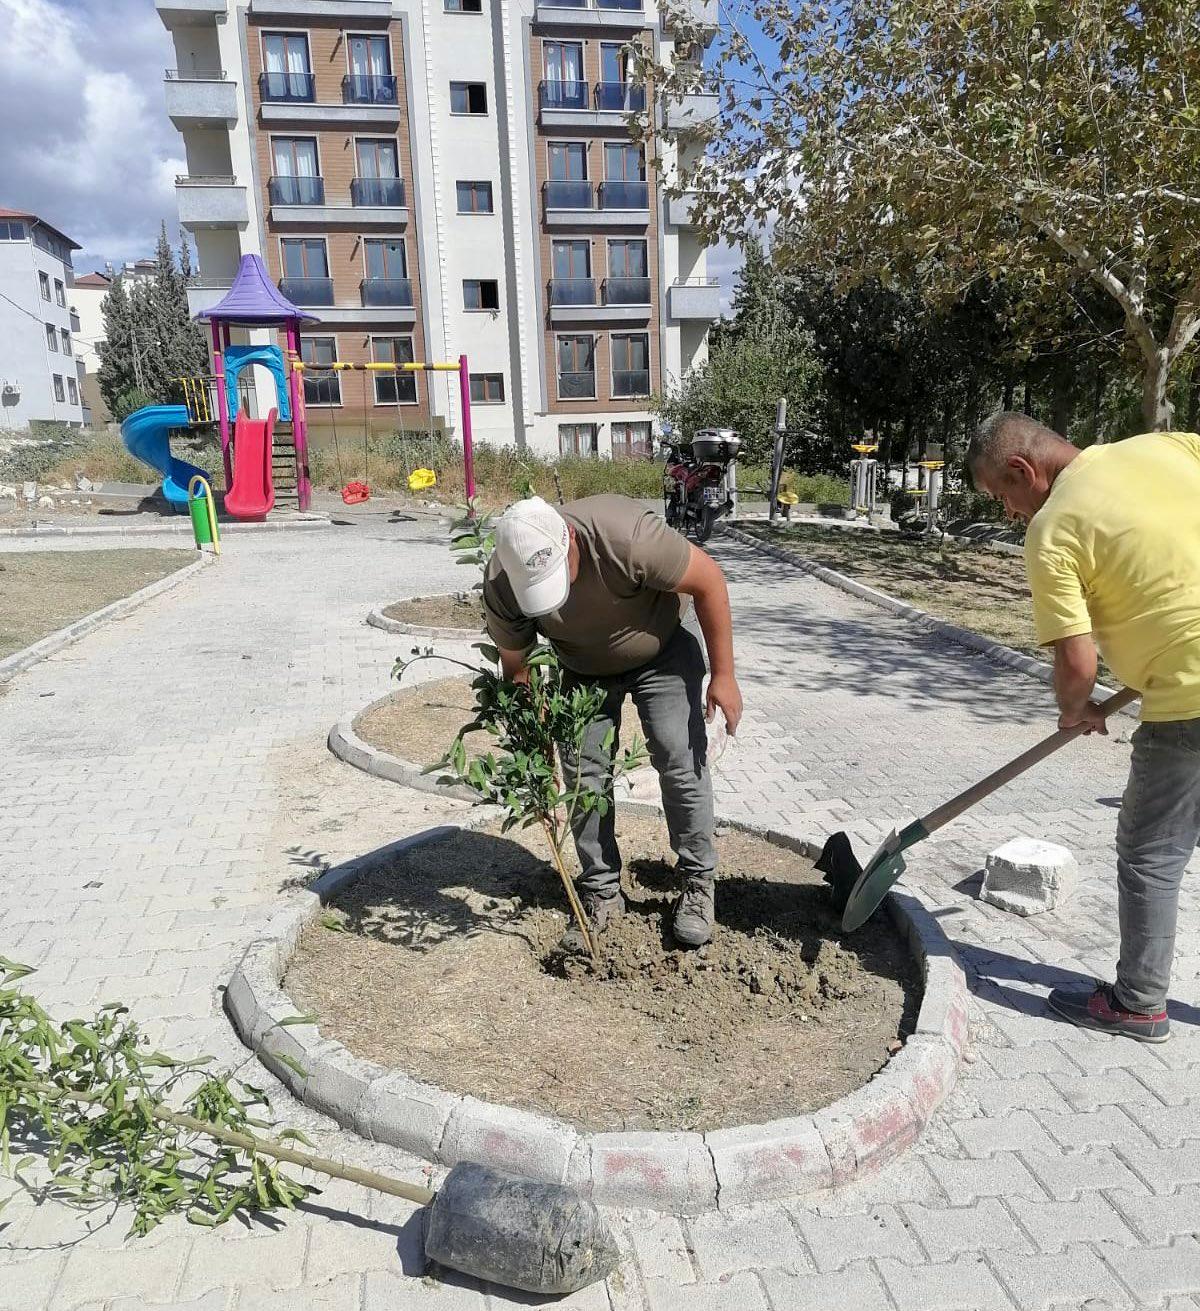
[357, 1069, 459, 1157]
[981, 837, 1079, 915]
[304, 1043, 387, 1123]
[879, 1037, 958, 1124]
[438, 1095, 577, 1183]
[588, 1131, 718, 1213]
[812, 1081, 921, 1186]
[705, 1117, 832, 1207]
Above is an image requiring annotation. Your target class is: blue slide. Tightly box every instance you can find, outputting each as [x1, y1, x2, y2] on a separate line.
[120, 405, 209, 514]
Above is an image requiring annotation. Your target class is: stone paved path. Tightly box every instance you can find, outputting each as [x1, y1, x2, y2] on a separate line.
[3, 515, 1200, 1311]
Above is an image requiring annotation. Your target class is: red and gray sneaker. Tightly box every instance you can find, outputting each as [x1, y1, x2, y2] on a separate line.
[1047, 982, 1170, 1043]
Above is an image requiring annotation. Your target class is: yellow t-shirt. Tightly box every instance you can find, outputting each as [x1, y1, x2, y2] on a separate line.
[1024, 431, 1200, 721]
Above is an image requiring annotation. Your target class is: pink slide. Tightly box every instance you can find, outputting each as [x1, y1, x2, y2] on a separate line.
[224, 409, 276, 520]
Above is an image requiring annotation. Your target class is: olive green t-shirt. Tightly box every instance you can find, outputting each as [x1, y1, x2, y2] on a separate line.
[482, 495, 692, 676]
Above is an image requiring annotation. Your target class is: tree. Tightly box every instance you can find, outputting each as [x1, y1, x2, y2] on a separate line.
[647, 2, 1200, 429]
[96, 276, 144, 418]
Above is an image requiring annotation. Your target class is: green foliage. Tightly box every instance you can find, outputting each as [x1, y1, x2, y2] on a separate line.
[449, 501, 497, 577]
[0, 955, 316, 1237]
[394, 647, 648, 960]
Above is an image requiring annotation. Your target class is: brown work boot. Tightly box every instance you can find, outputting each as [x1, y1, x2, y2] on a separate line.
[558, 890, 624, 954]
[673, 878, 715, 947]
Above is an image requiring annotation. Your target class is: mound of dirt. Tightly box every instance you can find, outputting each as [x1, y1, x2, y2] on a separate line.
[287, 813, 919, 1132]
[382, 593, 483, 631]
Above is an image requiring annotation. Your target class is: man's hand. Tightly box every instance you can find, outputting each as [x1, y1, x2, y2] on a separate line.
[706, 673, 743, 735]
[1058, 701, 1109, 735]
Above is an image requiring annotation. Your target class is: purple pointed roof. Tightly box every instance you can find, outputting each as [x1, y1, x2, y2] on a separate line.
[196, 254, 320, 325]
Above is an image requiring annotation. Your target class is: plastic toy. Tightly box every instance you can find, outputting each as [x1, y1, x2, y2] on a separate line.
[119, 405, 208, 514]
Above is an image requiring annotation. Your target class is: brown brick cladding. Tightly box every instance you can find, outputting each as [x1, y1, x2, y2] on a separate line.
[246, 14, 431, 424]
[530, 24, 660, 415]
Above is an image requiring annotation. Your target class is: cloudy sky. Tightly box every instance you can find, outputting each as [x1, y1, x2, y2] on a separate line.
[0, 0, 744, 297]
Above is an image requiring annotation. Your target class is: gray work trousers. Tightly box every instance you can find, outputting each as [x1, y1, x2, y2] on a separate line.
[561, 625, 717, 899]
[1115, 718, 1200, 1013]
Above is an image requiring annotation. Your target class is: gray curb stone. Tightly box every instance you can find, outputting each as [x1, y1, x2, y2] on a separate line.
[327, 699, 476, 801]
[0, 554, 212, 684]
[366, 601, 484, 642]
[0, 515, 331, 539]
[721, 524, 1136, 717]
[224, 806, 970, 1214]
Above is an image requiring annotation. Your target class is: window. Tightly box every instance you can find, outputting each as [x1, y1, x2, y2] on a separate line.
[557, 335, 595, 399]
[612, 332, 650, 396]
[463, 279, 499, 310]
[61, 329, 71, 356]
[609, 239, 648, 277]
[450, 81, 488, 114]
[262, 32, 313, 100]
[456, 180, 493, 214]
[611, 421, 653, 459]
[372, 336, 417, 405]
[45, 323, 57, 352]
[301, 337, 341, 406]
[0, 221, 26, 240]
[52, 375, 65, 402]
[598, 42, 644, 111]
[559, 423, 598, 456]
[356, 138, 400, 179]
[67, 377, 79, 407]
[281, 238, 329, 279]
[364, 237, 407, 281]
[55, 279, 66, 307]
[39, 271, 50, 301]
[551, 240, 592, 305]
[604, 142, 646, 181]
[470, 373, 505, 404]
[542, 42, 585, 109]
[549, 141, 587, 181]
[271, 137, 321, 206]
[347, 35, 395, 103]
[445, 0, 483, 10]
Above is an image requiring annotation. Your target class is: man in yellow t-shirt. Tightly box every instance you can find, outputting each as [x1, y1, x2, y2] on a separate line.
[967, 412, 1200, 1043]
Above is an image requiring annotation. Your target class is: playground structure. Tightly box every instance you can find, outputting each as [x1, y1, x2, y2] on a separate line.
[849, 442, 879, 519]
[119, 253, 476, 519]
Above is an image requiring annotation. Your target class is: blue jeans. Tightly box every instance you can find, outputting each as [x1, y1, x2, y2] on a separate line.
[560, 626, 717, 899]
[1115, 719, 1200, 1012]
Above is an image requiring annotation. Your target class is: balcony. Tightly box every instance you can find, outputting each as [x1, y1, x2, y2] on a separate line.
[175, 175, 248, 229]
[269, 175, 325, 207]
[538, 79, 589, 111]
[599, 180, 649, 210]
[271, 178, 408, 227]
[538, 78, 646, 126]
[249, 0, 392, 16]
[660, 0, 718, 43]
[535, 0, 646, 30]
[343, 73, 398, 105]
[550, 278, 596, 306]
[605, 275, 651, 305]
[545, 179, 649, 227]
[557, 370, 597, 400]
[283, 277, 417, 325]
[668, 277, 721, 320]
[258, 70, 315, 103]
[612, 368, 651, 398]
[352, 177, 406, 207]
[666, 189, 700, 227]
[595, 81, 646, 112]
[186, 277, 232, 316]
[156, 0, 225, 26]
[164, 70, 238, 127]
[549, 276, 651, 323]
[361, 278, 413, 308]
[664, 91, 719, 133]
[279, 277, 334, 307]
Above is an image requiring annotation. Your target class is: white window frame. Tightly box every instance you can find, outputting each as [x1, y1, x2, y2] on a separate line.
[343, 29, 396, 82]
[259, 29, 313, 78]
[555, 332, 597, 402]
[52, 374, 65, 402]
[67, 376, 79, 407]
[269, 133, 323, 183]
[558, 422, 598, 456]
[45, 323, 58, 353]
[38, 271, 50, 301]
[61, 328, 71, 356]
[55, 279, 66, 307]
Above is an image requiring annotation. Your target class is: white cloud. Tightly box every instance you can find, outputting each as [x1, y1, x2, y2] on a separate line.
[707, 240, 744, 316]
[0, 0, 183, 269]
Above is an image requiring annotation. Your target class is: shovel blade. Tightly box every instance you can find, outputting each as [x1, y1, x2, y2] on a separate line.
[841, 833, 909, 932]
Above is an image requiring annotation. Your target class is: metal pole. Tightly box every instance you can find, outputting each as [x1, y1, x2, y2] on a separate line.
[211, 320, 233, 490]
[458, 353, 477, 512]
[286, 320, 311, 511]
[768, 397, 787, 522]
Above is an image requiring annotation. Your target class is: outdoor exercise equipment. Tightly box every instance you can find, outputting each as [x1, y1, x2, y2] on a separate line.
[918, 459, 945, 532]
[850, 442, 879, 518]
[119, 404, 208, 514]
[816, 685, 1140, 931]
[223, 409, 277, 520]
[187, 475, 220, 556]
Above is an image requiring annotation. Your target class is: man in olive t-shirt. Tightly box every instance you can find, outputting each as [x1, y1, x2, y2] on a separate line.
[483, 494, 743, 950]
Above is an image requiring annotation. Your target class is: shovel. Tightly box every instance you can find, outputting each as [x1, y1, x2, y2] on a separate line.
[817, 685, 1139, 932]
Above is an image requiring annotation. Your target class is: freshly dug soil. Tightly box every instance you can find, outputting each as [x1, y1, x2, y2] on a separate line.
[382, 593, 483, 631]
[287, 812, 920, 1132]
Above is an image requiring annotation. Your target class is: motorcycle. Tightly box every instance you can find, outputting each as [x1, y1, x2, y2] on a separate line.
[661, 428, 741, 542]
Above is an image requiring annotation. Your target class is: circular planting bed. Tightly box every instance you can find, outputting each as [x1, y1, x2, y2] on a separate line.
[367, 592, 484, 640]
[226, 807, 968, 1212]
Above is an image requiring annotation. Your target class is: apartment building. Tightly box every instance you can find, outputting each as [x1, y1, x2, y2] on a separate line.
[158, 0, 719, 457]
[0, 209, 87, 430]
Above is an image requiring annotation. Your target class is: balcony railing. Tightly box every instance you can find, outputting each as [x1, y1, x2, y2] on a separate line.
[258, 70, 316, 103]
[279, 277, 334, 306]
[550, 278, 596, 306]
[539, 79, 589, 111]
[351, 177, 406, 207]
[361, 277, 414, 307]
[545, 180, 594, 210]
[343, 73, 398, 105]
[612, 368, 650, 397]
[558, 370, 597, 399]
[595, 81, 646, 112]
[165, 68, 227, 80]
[598, 180, 648, 210]
[269, 175, 325, 206]
[543, 0, 643, 8]
[604, 275, 651, 305]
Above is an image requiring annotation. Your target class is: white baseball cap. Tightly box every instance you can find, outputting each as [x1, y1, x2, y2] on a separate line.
[493, 496, 571, 617]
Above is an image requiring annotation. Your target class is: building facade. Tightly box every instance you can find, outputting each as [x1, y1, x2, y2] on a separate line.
[0, 209, 87, 430]
[158, 0, 718, 457]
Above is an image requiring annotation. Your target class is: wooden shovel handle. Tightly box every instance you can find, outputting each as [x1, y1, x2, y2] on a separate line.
[921, 686, 1139, 836]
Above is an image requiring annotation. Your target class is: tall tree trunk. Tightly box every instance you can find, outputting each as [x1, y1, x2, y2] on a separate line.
[1022, 365, 1034, 416]
[1050, 366, 1073, 438]
[1142, 351, 1173, 431]
[1091, 365, 1106, 443]
[1002, 375, 1015, 411]
[1187, 369, 1200, 433]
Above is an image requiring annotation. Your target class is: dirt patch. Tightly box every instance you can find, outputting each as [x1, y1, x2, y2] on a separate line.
[382, 593, 483, 631]
[286, 812, 919, 1132]
[0, 548, 194, 660]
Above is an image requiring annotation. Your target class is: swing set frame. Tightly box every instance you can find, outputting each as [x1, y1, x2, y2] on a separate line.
[293, 353, 476, 507]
